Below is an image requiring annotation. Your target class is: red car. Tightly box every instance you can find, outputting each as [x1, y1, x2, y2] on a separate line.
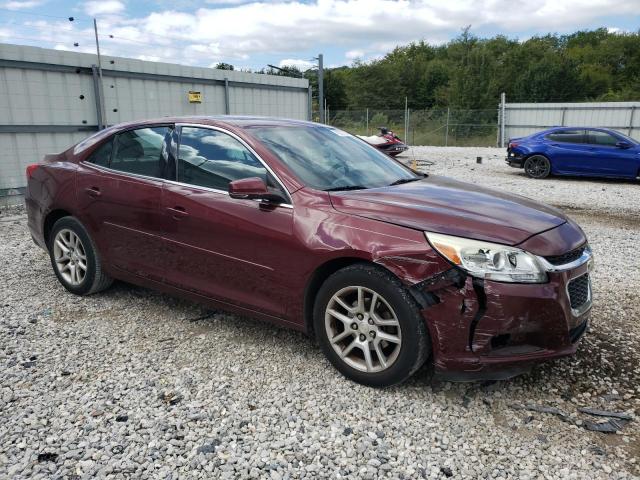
[25, 116, 593, 387]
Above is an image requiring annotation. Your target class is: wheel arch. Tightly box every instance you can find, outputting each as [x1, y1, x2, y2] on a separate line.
[43, 209, 73, 245]
[302, 254, 438, 338]
[303, 257, 370, 338]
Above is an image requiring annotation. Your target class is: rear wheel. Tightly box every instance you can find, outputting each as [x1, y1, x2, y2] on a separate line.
[524, 155, 551, 179]
[48, 216, 113, 295]
[314, 264, 430, 388]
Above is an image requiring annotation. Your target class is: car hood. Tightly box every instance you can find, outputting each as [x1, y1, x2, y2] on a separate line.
[329, 175, 568, 246]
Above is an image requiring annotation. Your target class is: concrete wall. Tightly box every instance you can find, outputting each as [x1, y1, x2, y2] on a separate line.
[504, 101, 640, 142]
[0, 43, 310, 198]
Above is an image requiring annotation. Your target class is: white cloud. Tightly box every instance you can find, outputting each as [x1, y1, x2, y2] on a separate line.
[84, 0, 125, 16]
[278, 58, 314, 70]
[2, 0, 44, 9]
[345, 49, 364, 60]
[3, 0, 637, 69]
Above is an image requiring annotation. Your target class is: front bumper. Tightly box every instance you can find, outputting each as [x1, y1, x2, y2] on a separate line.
[421, 253, 592, 381]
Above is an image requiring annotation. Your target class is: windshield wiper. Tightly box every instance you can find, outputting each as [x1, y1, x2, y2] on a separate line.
[388, 176, 423, 186]
[324, 185, 368, 192]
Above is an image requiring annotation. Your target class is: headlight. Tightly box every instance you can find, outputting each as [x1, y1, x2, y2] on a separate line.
[425, 232, 547, 283]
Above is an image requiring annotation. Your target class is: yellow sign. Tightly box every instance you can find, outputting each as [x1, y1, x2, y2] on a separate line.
[188, 91, 202, 103]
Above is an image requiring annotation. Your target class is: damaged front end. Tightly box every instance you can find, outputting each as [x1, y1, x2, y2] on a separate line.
[376, 231, 593, 381]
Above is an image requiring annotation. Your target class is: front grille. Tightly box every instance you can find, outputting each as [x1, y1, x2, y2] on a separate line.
[568, 273, 590, 310]
[545, 245, 586, 266]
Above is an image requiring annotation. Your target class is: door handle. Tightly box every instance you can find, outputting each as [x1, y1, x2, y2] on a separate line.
[166, 206, 189, 219]
[85, 186, 101, 198]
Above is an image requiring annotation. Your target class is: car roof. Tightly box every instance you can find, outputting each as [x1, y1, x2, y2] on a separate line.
[111, 115, 316, 130]
[535, 126, 617, 136]
[72, 115, 318, 155]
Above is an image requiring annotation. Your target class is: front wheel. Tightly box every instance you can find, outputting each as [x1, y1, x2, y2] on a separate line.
[313, 264, 430, 388]
[524, 155, 551, 179]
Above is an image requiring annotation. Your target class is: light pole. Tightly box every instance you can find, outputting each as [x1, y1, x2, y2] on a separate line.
[317, 53, 324, 123]
[93, 18, 106, 129]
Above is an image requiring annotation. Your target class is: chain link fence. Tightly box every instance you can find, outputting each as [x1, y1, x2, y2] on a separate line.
[325, 109, 499, 147]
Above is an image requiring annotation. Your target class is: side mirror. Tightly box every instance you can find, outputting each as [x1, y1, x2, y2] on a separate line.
[615, 141, 631, 149]
[228, 177, 284, 202]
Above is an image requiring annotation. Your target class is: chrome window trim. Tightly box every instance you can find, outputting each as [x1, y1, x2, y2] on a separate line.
[536, 245, 593, 272]
[80, 160, 165, 184]
[163, 178, 293, 209]
[80, 162, 293, 210]
[175, 122, 293, 206]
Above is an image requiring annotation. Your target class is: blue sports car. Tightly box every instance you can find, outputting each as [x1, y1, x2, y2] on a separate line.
[506, 127, 640, 180]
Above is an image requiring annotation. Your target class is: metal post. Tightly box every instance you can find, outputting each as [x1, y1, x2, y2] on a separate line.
[318, 53, 324, 124]
[500, 92, 506, 148]
[307, 85, 313, 121]
[224, 78, 230, 114]
[561, 107, 567, 126]
[496, 106, 500, 147]
[406, 108, 411, 147]
[93, 18, 106, 128]
[404, 96, 408, 141]
[90, 64, 104, 130]
[445, 107, 450, 146]
[366, 108, 369, 135]
[324, 98, 328, 124]
[629, 106, 636, 137]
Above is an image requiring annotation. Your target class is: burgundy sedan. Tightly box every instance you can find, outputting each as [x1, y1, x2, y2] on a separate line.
[25, 116, 593, 387]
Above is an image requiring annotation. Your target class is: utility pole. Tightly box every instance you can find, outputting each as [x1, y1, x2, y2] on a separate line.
[93, 18, 106, 129]
[318, 53, 324, 124]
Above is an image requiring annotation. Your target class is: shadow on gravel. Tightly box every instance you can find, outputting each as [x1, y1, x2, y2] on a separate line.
[510, 170, 639, 186]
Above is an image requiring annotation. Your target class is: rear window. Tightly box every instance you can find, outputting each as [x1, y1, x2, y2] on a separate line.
[110, 127, 170, 178]
[546, 130, 586, 144]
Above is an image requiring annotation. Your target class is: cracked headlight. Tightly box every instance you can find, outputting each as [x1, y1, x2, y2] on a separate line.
[425, 232, 547, 283]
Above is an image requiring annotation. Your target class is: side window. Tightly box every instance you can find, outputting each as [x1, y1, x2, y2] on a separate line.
[588, 131, 618, 146]
[86, 139, 112, 167]
[111, 127, 170, 178]
[546, 130, 586, 144]
[178, 127, 268, 191]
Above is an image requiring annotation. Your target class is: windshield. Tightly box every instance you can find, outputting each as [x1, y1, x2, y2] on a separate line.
[248, 125, 420, 191]
[613, 130, 639, 145]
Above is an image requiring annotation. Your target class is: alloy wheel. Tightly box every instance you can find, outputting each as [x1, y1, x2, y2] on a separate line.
[324, 286, 402, 373]
[525, 156, 550, 178]
[53, 228, 87, 286]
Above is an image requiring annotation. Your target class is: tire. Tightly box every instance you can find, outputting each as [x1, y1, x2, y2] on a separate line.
[524, 155, 551, 179]
[48, 216, 113, 295]
[313, 263, 430, 388]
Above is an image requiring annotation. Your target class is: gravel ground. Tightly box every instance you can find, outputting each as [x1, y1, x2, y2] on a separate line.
[1, 147, 639, 479]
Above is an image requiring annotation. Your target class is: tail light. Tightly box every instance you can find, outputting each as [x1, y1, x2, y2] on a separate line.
[508, 142, 518, 149]
[26, 164, 40, 180]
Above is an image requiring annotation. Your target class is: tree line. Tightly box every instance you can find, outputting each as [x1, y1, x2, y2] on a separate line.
[239, 28, 640, 112]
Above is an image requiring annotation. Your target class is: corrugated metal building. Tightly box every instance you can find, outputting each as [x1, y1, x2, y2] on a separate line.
[0, 43, 310, 202]
[504, 101, 640, 142]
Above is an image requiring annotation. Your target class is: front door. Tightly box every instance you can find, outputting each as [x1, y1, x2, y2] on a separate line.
[586, 130, 638, 178]
[161, 125, 295, 318]
[76, 125, 172, 281]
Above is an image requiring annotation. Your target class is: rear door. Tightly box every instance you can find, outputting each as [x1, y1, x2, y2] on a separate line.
[585, 130, 638, 178]
[76, 125, 173, 281]
[161, 125, 295, 318]
[545, 129, 590, 174]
